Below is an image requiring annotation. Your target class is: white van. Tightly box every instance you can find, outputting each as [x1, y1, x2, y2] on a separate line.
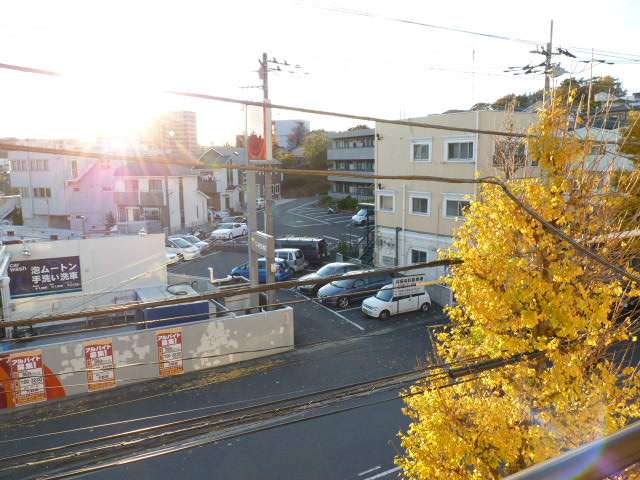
[361, 283, 431, 319]
[274, 248, 308, 273]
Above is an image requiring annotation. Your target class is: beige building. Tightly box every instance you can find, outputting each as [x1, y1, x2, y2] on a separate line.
[374, 110, 538, 287]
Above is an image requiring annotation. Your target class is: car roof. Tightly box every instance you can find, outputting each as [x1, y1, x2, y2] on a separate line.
[275, 248, 301, 252]
[342, 268, 383, 277]
[325, 262, 360, 267]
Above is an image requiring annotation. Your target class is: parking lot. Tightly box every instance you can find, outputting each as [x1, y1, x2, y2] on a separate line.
[168, 197, 447, 344]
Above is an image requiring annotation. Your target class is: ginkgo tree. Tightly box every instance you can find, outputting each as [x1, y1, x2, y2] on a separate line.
[396, 100, 640, 479]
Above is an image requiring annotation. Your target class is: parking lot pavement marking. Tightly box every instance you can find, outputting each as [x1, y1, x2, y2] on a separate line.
[289, 289, 365, 331]
[331, 218, 354, 224]
[362, 467, 401, 480]
[286, 209, 330, 225]
[200, 251, 221, 259]
[323, 235, 340, 241]
[335, 306, 363, 313]
[358, 466, 381, 476]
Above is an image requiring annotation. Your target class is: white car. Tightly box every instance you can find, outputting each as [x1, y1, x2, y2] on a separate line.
[274, 248, 308, 273]
[165, 252, 181, 265]
[165, 237, 201, 261]
[361, 283, 431, 319]
[174, 234, 211, 253]
[256, 197, 265, 209]
[210, 222, 248, 241]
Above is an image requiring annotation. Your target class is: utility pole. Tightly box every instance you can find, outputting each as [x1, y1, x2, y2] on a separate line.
[543, 20, 554, 105]
[259, 53, 275, 305]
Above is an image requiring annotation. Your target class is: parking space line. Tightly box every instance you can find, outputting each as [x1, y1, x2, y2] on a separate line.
[336, 306, 362, 313]
[289, 289, 365, 331]
[362, 467, 401, 479]
[287, 210, 330, 225]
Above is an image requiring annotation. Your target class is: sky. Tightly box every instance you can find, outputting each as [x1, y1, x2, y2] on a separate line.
[1, 0, 639, 145]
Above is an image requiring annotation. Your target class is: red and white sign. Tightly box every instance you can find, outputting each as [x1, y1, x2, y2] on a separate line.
[9, 350, 47, 406]
[157, 328, 184, 376]
[84, 340, 116, 391]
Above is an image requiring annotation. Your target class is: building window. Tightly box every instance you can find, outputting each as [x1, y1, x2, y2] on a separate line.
[71, 160, 79, 178]
[493, 140, 526, 168]
[11, 160, 26, 172]
[19, 187, 30, 198]
[411, 137, 432, 162]
[143, 208, 160, 220]
[102, 186, 113, 192]
[445, 136, 476, 162]
[272, 183, 280, 195]
[377, 191, 395, 212]
[31, 159, 49, 171]
[125, 179, 139, 192]
[125, 207, 140, 221]
[148, 179, 163, 192]
[444, 195, 471, 218]
[33, 187, 51, 198]
[410, 193, 431, 216]
[411, 249, 427, 264]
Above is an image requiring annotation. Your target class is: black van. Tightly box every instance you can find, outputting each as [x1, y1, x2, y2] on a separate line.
[275, 237, 328, 265]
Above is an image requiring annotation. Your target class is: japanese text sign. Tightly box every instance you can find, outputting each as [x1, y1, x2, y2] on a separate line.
[157, 328, 184, 376]
[8, 256, 82, 298]
[9, 350, 47, 406]
[84, 340, 116, 391]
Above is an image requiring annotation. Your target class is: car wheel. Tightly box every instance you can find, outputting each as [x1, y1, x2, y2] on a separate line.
[420, 302, 431, 312]
[337, 297, 349, 309]
[379, 310, 390, 320]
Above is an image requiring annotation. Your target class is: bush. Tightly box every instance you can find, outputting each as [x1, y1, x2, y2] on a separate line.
[337, 195, 358, 212]
[317, 195, 335, 207]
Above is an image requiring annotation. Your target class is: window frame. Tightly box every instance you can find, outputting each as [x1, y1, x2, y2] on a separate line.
[443, 193, 471, 219]
[148, 179, 163, 192]
[444, 135, 477, 163]
[376, 190, 395, 213]
[409, 191, 431, 216]
[410, 137, 433, 163]
[410, 248, 428, 265]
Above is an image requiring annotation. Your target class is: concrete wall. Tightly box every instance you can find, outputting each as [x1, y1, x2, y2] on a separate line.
[0, 234, 167, 322]
[0, 307, 294, 409]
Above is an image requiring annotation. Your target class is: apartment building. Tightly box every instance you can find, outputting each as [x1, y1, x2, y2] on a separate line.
[113, 163, 208, 233]
[327, 128, 375, 201]
[9, 150, 123, 231]
[141, 111, 199, 157]
[374, 110, 537, 287]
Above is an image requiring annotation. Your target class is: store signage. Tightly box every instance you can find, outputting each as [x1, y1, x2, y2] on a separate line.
[250, 231, 274, 256]
[8, 256, 82, 298]
[9, 350, 47, 406]
[157, 328, 184, 376]
[393, 274, 426, 297]
[84, 340, 116, 391]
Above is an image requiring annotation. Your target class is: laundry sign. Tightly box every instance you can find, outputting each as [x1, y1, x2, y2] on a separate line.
[8, 256, 82, 298]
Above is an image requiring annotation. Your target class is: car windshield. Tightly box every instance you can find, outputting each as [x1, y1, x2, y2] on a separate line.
[331, 279, 354, 288]
[356, 209, 369, 216]
[375, 288, 393, 302]
[316, 264, 339, 276]
[171, 238, 191, 248]
[217, 223, 234, 229]
[183, 235, 200, 243]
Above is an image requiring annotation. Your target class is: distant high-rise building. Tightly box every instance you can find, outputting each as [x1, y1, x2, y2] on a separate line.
[142, 111, 199, 157]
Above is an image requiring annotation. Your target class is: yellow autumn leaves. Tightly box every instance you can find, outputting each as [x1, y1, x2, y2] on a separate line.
[397, 102, 640, 479]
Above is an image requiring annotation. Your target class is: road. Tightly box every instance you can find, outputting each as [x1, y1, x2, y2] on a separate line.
[0, 197, 447, 479]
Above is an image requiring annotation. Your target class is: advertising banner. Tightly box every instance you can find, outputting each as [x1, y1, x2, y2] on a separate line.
[157, 328, 184, 376]
[8, 256, 82, 298]
[84, 340, 116, 392]
[246, 104, 267, 160]
[393, 274, 426, 297]
[9, 350, 47, 406]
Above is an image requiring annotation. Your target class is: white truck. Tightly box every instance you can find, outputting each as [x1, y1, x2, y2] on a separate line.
[361, 275, 431, 319]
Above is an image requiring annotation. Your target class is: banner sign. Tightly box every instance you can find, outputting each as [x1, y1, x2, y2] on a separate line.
[9, 350, 47, 406]
[393, 274, 426, 297]
[246, 105, 267, 160]
[157, 328, 184, 376]
[84, 340, 116, 391]
[250, 231, 274, 256]
[8, 256, 82, 298]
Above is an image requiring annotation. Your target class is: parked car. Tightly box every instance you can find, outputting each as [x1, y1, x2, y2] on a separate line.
[231, 257, 294, 283]
[275, 237, 328, 265]
[351, 207, 375, 226]
[220, 216, 247, 224]
[361, 283, 431, 319]
[256, 198, 265, 209]
[317, 269, 395, 308]
[297, 262, 364, 295]
[174, 234, 212, 253]
[210, 222, 248, 240]
[165, 237, 201, 261]
[165, 252, 181, 265]
[274, 248, 308, 273]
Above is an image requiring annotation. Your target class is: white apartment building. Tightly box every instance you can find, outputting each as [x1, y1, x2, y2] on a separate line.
[374, 110, 537, 292]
